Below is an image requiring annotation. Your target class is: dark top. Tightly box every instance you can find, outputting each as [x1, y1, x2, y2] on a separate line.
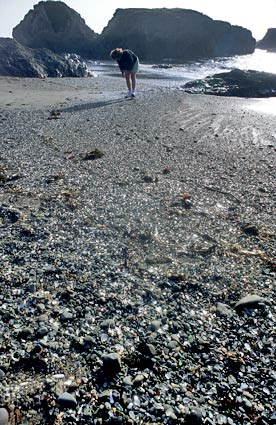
[117, 49, 138, 72]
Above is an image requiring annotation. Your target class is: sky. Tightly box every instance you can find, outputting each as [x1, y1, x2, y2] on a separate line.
[1, 0, 276, 41]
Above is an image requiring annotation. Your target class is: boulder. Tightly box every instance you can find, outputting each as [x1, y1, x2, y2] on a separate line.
[13, 0, 98, 58]
[0, 38, 92, 77]
[257, 28, 276, 52]
[99, 8, 255, 61]
[182, 69, 276, 97]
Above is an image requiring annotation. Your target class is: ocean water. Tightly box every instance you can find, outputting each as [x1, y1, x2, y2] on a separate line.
[143, 49, 276, 83]
[90, 49, 276, 84]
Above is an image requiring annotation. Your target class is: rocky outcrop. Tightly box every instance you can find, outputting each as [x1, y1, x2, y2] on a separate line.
[13, 1, 98, 58]
[182, 69, 276, 97]
[0, 38, 92, 77]
[100, 8, 256, 61]
[12, 4, 255, 62]
[257, 28, 276, 51]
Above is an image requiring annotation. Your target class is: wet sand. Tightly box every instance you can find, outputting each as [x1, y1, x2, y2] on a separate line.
[0, 73, 169, 109]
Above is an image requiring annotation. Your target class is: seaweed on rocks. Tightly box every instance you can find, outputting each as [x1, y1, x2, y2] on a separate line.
[81, 149, 104, 161]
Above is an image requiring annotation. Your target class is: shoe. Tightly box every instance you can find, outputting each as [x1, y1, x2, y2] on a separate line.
[125, 90, 132, 98]
[131, 91, 136, 98]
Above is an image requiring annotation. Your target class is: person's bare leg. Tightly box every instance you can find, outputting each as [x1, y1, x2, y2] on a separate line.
[124, 71, 131, 92]
[130, 72, 136, 92]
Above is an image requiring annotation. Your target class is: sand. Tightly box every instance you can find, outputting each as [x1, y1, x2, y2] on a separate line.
[0, 73, 167, 109]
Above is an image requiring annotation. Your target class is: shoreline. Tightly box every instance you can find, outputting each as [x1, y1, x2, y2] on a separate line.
[1, 74, 276, 116]
[0, 74, 275, 424]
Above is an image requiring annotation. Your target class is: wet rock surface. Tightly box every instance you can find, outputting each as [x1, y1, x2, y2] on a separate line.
[0, 76, 275, 424]
[183, 69, 276, 98]
[0, 38, 92, 78]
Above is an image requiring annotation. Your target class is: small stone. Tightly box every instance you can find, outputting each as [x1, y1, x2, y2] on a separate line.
[36, 326, 48, 337]
[83, 336, 94, 346]
[104, 401, 111, 410]
[243, 398, 252, 410]
[49, 110, 61, 119]
[241, 223, 259, 235]
[26, 283, 36, 293]
[16, 327, 33, 339]
[122, 376, 133, 386]
[154, 402, 164, 412]
[82, 149, 104, 160]
[182, 198, 192, 209]
[143, 174, 157, 183]
[0, 205, 20, 223]
[60, 311, 74, 322]
[185, 408, 203, 424]
[234, 295, 270, 311]
[100, 319, 114, 329]
[166, 407, 177, 420]
[133, 374, 144, 385]
[149, 320, 161, 331]
[216, 303, 234, 317]
[147, 343, 157, 356]
[57, 392, 77, 408]
[0, 408, 9, 425]
[102, 353, 121, 376]
[167, 340, 180, 350]
[98, 390, 112, 400]
[129, 411, 136, 420]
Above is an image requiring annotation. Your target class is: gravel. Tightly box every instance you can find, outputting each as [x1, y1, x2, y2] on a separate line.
[0, 74, 275, 424]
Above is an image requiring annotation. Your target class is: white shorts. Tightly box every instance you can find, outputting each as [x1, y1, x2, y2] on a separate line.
[131, 59, 139, 73]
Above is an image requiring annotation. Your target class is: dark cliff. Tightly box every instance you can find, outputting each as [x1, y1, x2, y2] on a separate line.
[100, 8, 256, 61]
[12, 3, 256, 62]
[257, 28, 276, 51]
[13, 1, 98, 58]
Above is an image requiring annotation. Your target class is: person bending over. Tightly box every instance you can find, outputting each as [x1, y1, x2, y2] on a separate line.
[110, 48, 139, 98]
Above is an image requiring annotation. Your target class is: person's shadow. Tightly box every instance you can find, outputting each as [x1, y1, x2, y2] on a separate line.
[62, 97, 131, 113]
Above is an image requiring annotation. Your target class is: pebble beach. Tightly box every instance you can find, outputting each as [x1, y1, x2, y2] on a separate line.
[0, 73, 275, 424]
